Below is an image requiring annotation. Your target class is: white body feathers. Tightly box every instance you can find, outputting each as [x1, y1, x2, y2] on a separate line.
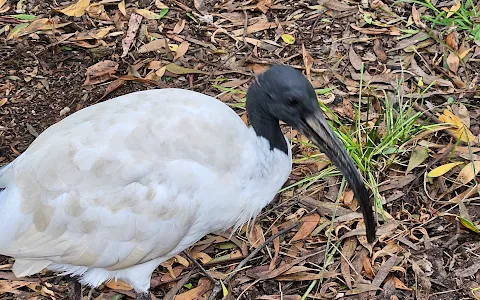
[0, 89, 292, 292]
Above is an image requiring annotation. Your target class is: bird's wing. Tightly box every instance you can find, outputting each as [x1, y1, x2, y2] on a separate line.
[0, 89, 256, 275]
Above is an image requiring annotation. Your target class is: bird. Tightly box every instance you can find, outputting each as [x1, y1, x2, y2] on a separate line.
[0, 65, 375, 300]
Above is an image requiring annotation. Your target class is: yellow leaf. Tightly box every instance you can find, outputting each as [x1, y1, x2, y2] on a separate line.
[456, 161, 480, 184]
[446, 0, 461, 18]
[458, 217, 480, 234]
[135, 9, 162, 19]
[57, 0, 90, 17]
[221, 280, 228, 297]
[459, 46, 473, 59]
[174, 254, 190, 267]
[281, 33, 295, 45]
[438, 109, 475, 143]
[168, 43, 178, 52]
[118, 0, 126, 16]
[427, 162, 463, 178]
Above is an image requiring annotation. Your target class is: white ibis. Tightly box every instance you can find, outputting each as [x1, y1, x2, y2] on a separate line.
[0, 65, 375, 299]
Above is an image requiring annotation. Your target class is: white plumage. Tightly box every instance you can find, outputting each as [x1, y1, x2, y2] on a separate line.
[0, 65, 375, 299]
[0, 88, 292, 292]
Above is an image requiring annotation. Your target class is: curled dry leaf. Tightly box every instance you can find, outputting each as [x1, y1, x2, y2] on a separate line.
[456, 161, 480, 184]
[86, 4, 110, 21]
[247, 224, 265, 248]
[57, 0, 90, 17]
[446, 31, 458, 50]
[373, 39, 387, 62]
[446, 0, 461, 18]
[362, 254, 375, 279]
[290, 213, 320, 242]
[83, 60, 118, 86]
[438, 109, 475, 143]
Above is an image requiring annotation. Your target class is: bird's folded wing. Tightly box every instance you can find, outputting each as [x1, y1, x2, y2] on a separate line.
[0, 89, 251, 274]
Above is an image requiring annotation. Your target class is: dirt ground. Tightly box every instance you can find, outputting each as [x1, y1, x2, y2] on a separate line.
[1, 0, 480, 299]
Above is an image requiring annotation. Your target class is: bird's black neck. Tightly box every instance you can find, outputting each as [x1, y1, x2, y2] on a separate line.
[249, 113, 288, 154]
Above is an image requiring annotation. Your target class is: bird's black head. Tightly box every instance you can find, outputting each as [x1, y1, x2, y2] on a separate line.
[246, 65, 376, 243]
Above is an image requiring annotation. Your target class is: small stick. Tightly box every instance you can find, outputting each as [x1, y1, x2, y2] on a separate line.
[183, 250, 217, 284]
[208, 221, 302, 300]
[164, 269, 195, 300]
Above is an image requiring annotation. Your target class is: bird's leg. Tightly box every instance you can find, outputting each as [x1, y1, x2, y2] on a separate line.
[135, 291, 152, 300]
[67, 276, 82, 300]
[182, 250, 218, 285]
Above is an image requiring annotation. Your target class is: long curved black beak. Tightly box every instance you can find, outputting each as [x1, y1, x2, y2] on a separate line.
[300, 109, 376, 243]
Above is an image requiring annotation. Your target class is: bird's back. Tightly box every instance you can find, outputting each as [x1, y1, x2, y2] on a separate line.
[0, 89, 291, 287]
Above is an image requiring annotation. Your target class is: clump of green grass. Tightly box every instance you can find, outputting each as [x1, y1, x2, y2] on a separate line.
[396, 0, 480, 41]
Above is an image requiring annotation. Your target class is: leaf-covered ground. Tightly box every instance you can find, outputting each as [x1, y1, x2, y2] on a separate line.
[0, 0, 480, 299]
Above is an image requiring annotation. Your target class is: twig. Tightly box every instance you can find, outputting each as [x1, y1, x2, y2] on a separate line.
[164, 269, 195, 300]
[183, 250, 217, 284]
[208, 221, 302, 300]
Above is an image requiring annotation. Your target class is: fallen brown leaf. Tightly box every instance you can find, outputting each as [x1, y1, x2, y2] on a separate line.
[290, 213, 320, 242]
[121, 13, 143, 57]
[175, 277, 211, 300]
[447, 51, 459, 74]
[269, 225, 280, 271]
[173, 19, 186, 34]
[247, 224, 265, 248]
[340, 237, 357, 289]
[446, 31, 458, 50]
[373, 39, 387, 62]
[86, 4, 110, 21]
[83, 60, 118, 86]
[173, 41, 189, 61]
[349, 46, 363, 71]
[257, 0, 273, 13]
[56, 0, 90, 17]
[138, 38, 168, 53]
